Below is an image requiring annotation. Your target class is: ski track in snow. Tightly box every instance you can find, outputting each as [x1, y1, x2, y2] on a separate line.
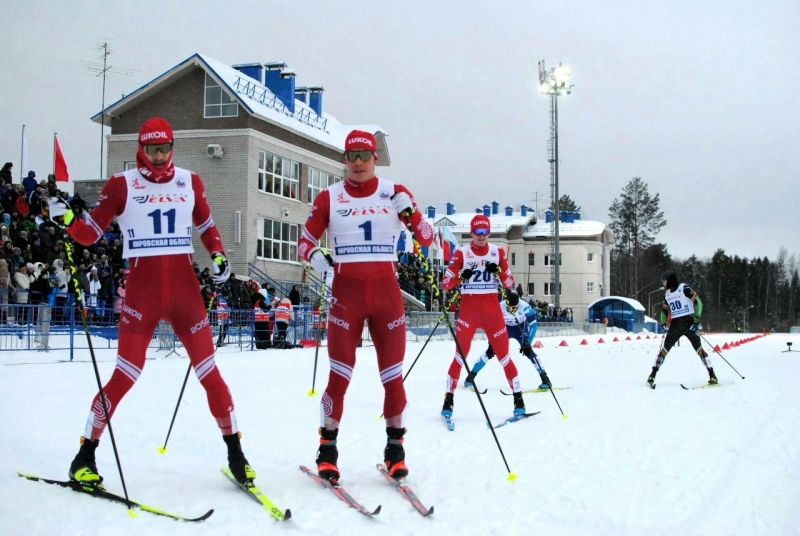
[1, 332, 799, 535]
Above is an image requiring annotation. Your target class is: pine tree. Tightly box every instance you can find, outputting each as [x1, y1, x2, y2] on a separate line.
[608, 177, 667, 298]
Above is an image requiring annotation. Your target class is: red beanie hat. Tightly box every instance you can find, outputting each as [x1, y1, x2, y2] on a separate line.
[470, 215, 491, 234]
[138, 117, 174, 145]
[345, 130, 377, 152]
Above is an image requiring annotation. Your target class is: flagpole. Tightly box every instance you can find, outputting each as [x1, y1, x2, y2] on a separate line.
[53, 132, 57, 178]
[20, 124, 25, 182]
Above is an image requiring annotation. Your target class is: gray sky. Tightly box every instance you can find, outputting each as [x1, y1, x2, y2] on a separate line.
[2, 0, 798, 260]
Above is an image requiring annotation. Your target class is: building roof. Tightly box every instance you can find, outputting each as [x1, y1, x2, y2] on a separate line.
[90, 53, 390, 161]
[431, 210, 608, 239]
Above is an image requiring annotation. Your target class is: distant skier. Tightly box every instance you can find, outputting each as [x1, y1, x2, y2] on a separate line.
[464, 290, 552, 390]
[440, 214, 525, 419]
[647, 272, 716, 387]
[298, 130, 434, 483]
[59, 117, 256, 485]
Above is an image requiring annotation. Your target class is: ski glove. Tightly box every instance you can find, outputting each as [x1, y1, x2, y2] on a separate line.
[211, 253, 231, 284]
[390, 192, 414, 220]
[309, 247, 334, 275]
[460, 268, 474, 281]
[689, 321, 700, 334]
[48, 197, 75, 227]
[485, 262, 499, 274]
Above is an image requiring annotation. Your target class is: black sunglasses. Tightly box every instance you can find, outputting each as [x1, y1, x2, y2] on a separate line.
[345, 150, 373, 162]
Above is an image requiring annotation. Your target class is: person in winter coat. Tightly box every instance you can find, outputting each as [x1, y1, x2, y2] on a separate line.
[0, 259, 11, 322]
[22, 170, 38, 198]
[0, 163, 13, 186]
[272, 294, 294, 348]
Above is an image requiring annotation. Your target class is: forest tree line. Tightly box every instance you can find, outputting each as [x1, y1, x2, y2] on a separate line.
[593, 177, 799, 332]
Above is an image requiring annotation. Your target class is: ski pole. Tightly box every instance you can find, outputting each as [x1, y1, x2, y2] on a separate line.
[397, 291, 460, 387]
[53, 200, 133, 514]
[699, 333, 745, 379]
[308, 271, 327, 397]
[159, 295, 216, 455]
[413, 239, 518, 481]
[507, 292, 568, 419]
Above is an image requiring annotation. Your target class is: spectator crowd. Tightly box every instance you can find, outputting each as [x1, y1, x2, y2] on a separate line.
[0, 165, 124, 325]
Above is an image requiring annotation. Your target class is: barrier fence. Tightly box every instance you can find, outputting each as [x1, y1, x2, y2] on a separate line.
[1, 304, 606, 360]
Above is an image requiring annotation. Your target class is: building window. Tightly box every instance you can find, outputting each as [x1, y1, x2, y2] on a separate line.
[258, 150, 299, 200]
[544, 282, 562, 296]
[587, 252, 595, 263]
[204, 73, 238, 117]
[511, 252, 516, 266]
[308, 167, 342, 204]
[587, 281, 595, 293]
[256, 218, 298, 262]
[527, 283, 534, 295]
[544, 254, 562, 266]
[123, 161, 136, 171]
[528, 252, 535, 266]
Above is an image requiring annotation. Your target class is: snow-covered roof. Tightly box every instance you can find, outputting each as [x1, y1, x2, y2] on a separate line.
[430, 211, 534, 233]
[524, 218, 607, 238]
[430, 210, 607, 238]
[587, 296, 646, 311]
[91, 53, 389, 159]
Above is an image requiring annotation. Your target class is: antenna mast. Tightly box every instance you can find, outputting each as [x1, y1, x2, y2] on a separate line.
[83, 41, 135, 180]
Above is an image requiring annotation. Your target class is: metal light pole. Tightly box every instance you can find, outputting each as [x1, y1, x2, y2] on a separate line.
[538, 61, 573, 309]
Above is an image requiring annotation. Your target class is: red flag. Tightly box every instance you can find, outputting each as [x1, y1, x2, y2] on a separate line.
[54, 137, 70, 182]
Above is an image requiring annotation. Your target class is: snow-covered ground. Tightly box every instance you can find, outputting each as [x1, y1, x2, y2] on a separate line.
[1, 331, 798, 535]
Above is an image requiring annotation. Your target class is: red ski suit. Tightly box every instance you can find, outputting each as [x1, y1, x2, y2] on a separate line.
[68, 170, 238, 439]
[441, 243, 520, 393]
[298, 177, 433, 428]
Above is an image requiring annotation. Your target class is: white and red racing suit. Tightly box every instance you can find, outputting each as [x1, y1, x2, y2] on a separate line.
[68, 167, 239, 439]
[298, 176, 433, 428]
[440, 243, 521, 393]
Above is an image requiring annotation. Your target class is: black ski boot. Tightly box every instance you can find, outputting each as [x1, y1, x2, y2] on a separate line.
[512, 392, 526, 417]
[69, 437, 103, 485]
[384, 427, 408, 480]
[316, 428, 340, 484]
[708, 367, 718, 385]
[538, 372, 552, 390]
[647, 367, 658, 388]
[223, 432, 256, 484]
[441, 392, 454, 418]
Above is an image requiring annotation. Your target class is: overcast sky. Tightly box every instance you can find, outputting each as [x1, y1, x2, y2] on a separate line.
[2, 0, 798, 261]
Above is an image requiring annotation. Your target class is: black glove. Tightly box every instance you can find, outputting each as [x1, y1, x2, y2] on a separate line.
[460, 268, 474, 281]
[689, 321, 700, 333]
[485, 262, 499, 274]
[520, 343, 533, 356]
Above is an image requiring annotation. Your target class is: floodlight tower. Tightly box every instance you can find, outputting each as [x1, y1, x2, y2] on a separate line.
[538, 61, 573, 309]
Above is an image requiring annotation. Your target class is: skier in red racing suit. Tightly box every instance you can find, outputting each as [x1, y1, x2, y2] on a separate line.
[63, 117, 255, 485]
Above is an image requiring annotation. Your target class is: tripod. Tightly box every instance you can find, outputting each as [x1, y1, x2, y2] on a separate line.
[782, 341, 798, 353]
